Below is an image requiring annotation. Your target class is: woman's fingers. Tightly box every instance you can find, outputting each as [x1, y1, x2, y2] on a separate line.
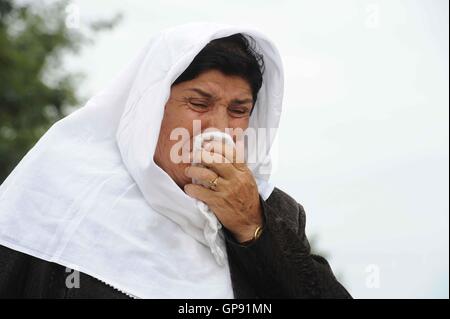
[183, 183, 229, 223]
[203, 140, 235, 163]
[184, 183, 217, 206]
[191, 148, 235, 178]
[185, 165, 222, 189]
[203, 139, 247, 171]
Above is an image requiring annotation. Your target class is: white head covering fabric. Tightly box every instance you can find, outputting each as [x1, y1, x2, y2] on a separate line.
[0, 22, 284, 298]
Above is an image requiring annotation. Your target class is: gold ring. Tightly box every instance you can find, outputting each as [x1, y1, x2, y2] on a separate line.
[209, 176, 219, 190]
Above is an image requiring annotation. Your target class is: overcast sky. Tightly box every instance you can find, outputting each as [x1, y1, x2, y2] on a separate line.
[61, 0, 449, 298]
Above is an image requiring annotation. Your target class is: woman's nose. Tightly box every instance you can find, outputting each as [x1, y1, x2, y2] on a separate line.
[205, 106, 230, 131]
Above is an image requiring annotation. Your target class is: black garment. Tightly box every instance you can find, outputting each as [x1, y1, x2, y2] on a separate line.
[0, 187, 351, 299]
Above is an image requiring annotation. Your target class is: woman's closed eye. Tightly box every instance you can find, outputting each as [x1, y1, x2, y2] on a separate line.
[228, 107, 250, 117]
[186, 97, 250, 117]
[188, 98, 209, 111]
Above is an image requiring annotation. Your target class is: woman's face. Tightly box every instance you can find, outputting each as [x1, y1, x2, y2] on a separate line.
[154, 69, 254, 188]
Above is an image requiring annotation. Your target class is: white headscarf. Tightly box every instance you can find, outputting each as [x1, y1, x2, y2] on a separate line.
[0, 22, 284, 298]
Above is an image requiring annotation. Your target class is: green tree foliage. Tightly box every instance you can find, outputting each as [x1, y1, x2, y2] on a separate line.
[0, 0, 120, 182]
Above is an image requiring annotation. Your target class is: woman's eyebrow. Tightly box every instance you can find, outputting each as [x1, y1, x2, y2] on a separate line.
[230, 98, 253, 105]
[185, 88, 252, 105]
[185, 88, 214, 99]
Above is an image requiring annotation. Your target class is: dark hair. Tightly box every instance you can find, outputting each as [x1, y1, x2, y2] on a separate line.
[173, 33, 265, 108]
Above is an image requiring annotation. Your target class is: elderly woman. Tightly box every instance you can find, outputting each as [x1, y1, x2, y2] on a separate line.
[0, 23, 351, 299]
